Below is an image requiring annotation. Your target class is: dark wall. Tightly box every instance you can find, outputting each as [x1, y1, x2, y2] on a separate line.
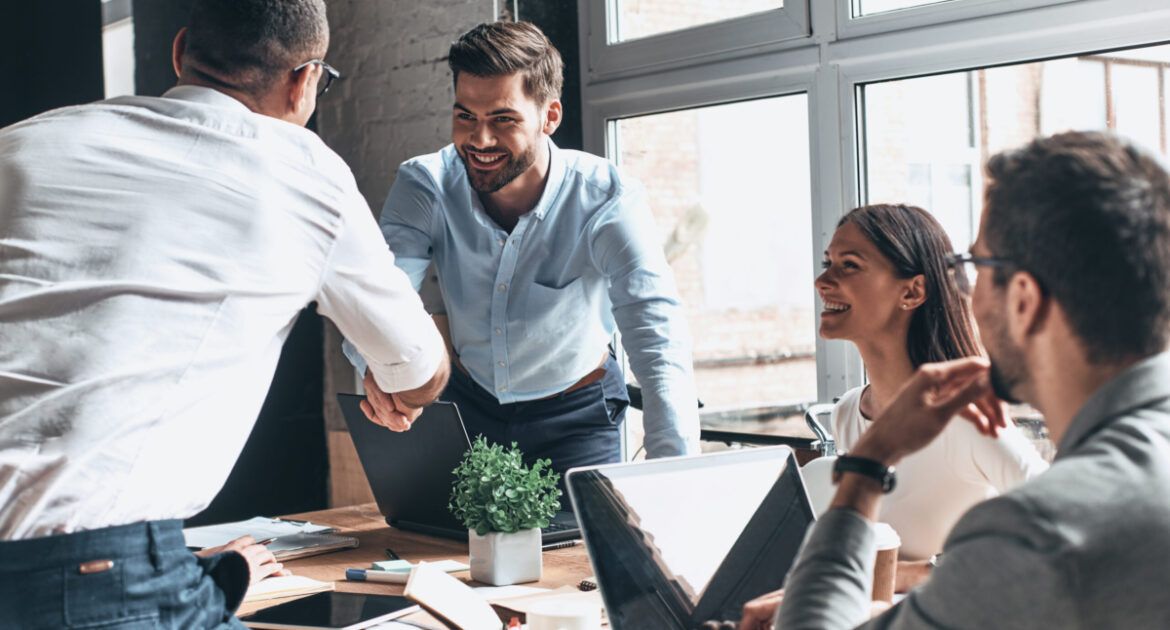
[0, 1, 104, 128]
[131, 0, 329, 525]
[518, 0, 583, 152]
[131, 0, 189, 96]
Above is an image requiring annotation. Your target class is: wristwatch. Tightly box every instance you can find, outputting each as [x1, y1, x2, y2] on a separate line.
[832, 455, 897, 493]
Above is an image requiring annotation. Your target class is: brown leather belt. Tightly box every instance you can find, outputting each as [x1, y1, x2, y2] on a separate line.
[455, 350, 609, 400]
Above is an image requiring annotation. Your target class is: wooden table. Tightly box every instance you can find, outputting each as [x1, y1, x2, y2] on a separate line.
[238, 503, 594, 619]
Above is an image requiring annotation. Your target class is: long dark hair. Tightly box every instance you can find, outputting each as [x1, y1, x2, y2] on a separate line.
[839, 204, 981, 367]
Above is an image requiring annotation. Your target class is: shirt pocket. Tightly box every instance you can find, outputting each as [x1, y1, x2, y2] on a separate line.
[525, 277, 587, 339]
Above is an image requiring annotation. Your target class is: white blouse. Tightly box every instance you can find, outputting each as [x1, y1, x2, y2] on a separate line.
[831, 385, 1049, 559]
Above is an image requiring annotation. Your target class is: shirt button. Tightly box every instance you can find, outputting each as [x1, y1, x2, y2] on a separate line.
[498, 386, 507, 392]
[498, 283, 507, 292]
[494, 327, 502, 335]
[498, 239, 506, 246]
[497, 361, 506, 367]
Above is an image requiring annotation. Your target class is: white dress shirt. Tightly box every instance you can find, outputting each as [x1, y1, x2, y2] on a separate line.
[0, 86, 444, 540]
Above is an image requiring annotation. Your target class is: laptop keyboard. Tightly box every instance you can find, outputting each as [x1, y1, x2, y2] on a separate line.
[543, 521, 573, 532]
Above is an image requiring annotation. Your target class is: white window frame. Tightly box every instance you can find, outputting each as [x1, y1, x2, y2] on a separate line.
[583, 1, 810, 82]
[839, 0, 1079, 38]
[579, 0, 1170, 410]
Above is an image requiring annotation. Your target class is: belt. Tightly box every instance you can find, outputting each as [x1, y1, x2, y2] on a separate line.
[454, 350, 609, 400]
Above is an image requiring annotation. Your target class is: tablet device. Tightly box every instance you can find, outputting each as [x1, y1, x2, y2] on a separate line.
[240, 591, 419, 629]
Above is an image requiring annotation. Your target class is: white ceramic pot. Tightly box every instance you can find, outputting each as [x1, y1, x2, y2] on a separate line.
[468, 527, 542, 586]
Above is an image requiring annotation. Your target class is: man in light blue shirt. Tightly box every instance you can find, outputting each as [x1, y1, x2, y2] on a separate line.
[346, 22, 699, 480]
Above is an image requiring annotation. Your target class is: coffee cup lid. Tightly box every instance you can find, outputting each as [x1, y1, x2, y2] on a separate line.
[873, 522, 901, 550]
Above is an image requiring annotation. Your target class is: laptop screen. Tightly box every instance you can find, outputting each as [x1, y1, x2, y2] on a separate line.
[567, 447, 814, 628]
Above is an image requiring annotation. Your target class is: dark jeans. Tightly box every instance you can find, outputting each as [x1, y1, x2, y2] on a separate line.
[0, 520, 249, 629]
[443, 352, 630, 506]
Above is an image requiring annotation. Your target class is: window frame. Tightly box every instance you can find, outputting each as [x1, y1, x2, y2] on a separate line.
[579, 0, 1170, 420]
[582, 1, 810, 82]
[838, 0, 1080, 38]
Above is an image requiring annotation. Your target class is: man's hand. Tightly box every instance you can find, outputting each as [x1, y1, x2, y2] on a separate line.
[738, 588, 784, 630]
[361, 369, 421, 431]
[193, 535, 290, 585]
[851, 357, 1002, 466]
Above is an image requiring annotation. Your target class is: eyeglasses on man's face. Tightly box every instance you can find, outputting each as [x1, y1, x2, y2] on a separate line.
[946, 252, 1016, 295]
[293, 59, 341, 97]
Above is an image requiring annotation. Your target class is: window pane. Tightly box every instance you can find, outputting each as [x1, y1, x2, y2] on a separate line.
[613, 95, 815, 446]
[853, 0, 954, 17]
[861, 42, 1170, 460]
[613, 0, 782, 43]
[862, 42, 1170, 253]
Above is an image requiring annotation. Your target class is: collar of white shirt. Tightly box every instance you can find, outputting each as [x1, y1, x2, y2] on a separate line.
[162, 84, 250, 112]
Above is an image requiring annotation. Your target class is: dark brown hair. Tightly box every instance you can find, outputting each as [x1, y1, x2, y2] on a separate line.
[448, 22, 563, 104]
[840, 204, 982, 367]
[185, 0, 328, 93]
[984, 131, 1170, 363]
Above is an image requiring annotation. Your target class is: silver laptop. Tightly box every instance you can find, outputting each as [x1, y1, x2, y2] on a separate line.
[566, 446, 815, 628]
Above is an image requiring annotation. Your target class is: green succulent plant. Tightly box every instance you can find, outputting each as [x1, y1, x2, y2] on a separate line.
[448, 436, 561, 536]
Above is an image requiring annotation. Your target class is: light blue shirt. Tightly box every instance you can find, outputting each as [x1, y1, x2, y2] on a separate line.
[344, 140, 699, 457]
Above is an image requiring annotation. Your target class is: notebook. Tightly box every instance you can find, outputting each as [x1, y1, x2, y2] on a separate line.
[244, 575, 334, 604]
[337, 395, 581, 544]
[567, 446, 815, 628]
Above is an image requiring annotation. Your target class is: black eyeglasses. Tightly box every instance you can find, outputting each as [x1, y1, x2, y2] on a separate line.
[293, 59, 341, 96]
[946, 252, 1016, 295]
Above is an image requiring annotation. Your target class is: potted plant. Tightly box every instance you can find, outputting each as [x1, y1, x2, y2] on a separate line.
[449, 436, 561, 585]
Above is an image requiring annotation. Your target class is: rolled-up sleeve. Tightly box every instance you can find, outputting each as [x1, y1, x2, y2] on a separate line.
[590, 185, 700, 458]
[317, 191, 445, 393]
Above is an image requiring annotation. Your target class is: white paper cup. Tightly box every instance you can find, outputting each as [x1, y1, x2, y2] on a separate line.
[872, 522, 901, 602]
[527, 601, 601, 630]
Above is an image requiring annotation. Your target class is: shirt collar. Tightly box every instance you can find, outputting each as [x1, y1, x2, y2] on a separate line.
[1055, 351, 1170, 458]
[530, 137, 566, 221]
[161, 85, 251, 113]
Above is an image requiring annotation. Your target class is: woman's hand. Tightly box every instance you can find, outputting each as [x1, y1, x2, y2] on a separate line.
[194, 535, 291, 585]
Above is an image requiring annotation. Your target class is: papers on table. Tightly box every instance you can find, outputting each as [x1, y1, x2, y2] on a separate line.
[183, 516, 333, 549]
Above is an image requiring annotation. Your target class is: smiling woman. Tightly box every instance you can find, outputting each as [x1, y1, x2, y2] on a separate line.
[814, 203, 1047, 568]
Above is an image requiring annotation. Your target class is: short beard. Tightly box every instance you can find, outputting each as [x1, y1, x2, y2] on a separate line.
[986, 315, 1026, 405]
[461, 143, 537, 194]
[988, 359, 1023, 405]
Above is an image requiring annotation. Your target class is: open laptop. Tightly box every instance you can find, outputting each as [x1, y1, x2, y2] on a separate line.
[337, 394, 581, 544]
[566, 446, 815, 629]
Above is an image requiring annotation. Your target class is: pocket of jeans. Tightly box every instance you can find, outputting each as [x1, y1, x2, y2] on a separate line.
[63, 561, 158, 629]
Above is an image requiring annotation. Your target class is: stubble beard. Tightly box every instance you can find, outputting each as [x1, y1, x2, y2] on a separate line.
[986, 314, 1026, 405]
[461, 143, 537, 194]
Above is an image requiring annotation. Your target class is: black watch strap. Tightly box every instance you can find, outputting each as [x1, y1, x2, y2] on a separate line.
[833, 455, 896, 493]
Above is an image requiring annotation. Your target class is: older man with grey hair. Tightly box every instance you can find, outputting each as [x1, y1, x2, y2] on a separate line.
[0, 1, 448, 626]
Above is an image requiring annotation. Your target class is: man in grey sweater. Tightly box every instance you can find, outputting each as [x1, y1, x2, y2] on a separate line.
[769, 131, 1170, 629]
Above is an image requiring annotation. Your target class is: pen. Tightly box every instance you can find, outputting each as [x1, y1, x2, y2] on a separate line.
[346, 568, 409, 584]
[385, 547, 401, 560]
[255, 537, 278, 546]
[542, 540, 580, 551]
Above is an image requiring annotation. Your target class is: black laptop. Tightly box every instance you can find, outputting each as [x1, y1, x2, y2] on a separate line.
[567, 446, 815, 629]
[337, 394, 581, 544]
